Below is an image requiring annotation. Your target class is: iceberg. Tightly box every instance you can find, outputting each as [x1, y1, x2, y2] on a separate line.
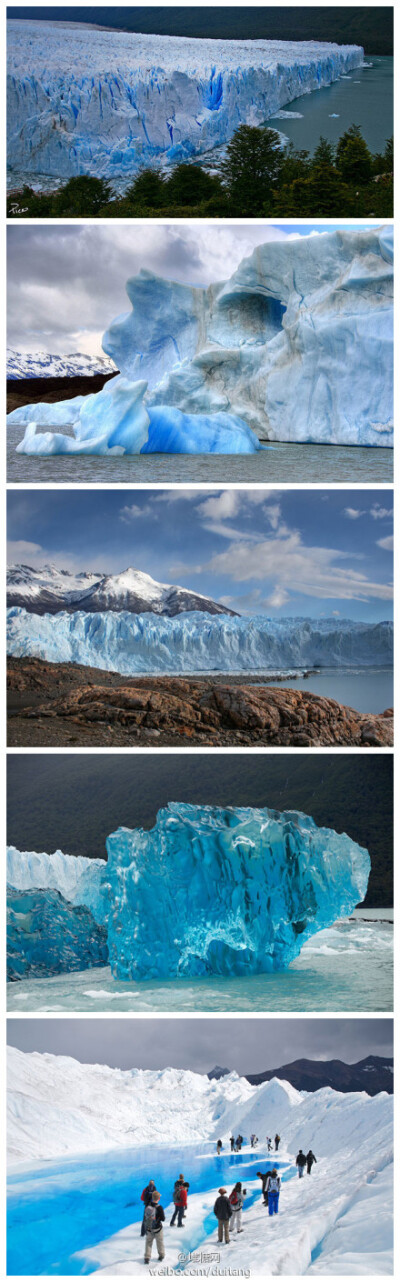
[6, 607, 394, 675]
[7, 20, 364, 180]
[6, 845, 109, 922]
[8, 228, 393, 450]
[6, 802, 370, 980]
[105, 804, 370, 978]
[7, 887, 108, 980]
[13, 381, 262, 457]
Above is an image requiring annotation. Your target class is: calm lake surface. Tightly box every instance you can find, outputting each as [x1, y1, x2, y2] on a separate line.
[8, 913, 393, 1015]
[7, 426, 393, 484]
[268, 57, 393, 154]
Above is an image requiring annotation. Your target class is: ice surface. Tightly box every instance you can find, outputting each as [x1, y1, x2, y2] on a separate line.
[104, 804, 370, 978]
[6, 845, 109, 923]
[9, 228, 393, 451]
[7, 887, 108, 979]
[7, 20, 364, 179]
[6, 607, 394, 674]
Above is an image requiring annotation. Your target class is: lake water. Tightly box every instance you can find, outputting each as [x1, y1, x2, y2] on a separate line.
[8, 912, 393, 1015]
[7, 1144, 289, 1275]
[7, 425, 393, 484]
[265, 667, 393, 714]
[268, 57, 393, 155]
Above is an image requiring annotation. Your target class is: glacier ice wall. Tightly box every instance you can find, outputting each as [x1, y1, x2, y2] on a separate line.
[6, 802, 371, 981]
[6, 607, 394, 675]
[6, 845, 109, 924]
[8, 228, 393, 450]
[106, 227, 394, 448]
[7, 886, 108, 980]
[7, 20, 364, 179]
[105, 804, 370, 978]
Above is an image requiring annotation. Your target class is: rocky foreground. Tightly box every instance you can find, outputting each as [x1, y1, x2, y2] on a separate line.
[7, 657, 393, 747]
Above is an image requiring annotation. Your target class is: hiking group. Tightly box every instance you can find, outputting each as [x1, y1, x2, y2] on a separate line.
[139, 1141, 318, 1262]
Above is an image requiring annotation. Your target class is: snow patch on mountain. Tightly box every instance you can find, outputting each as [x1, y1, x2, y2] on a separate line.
[7, 564, 236, 618]
[7, 348, 116, 380]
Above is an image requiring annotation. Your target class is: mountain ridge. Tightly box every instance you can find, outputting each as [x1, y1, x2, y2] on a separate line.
[208, 1055, 393, 1096]
[7, 563, 238, 618]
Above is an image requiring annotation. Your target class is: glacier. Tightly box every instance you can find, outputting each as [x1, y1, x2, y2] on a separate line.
[6, 607, 394, 675]
[8, 227, 393, 450]
[7, 20, 364, 180]
[104, 804, 370, 979]
[6, 802, 370, 980]
[7, 887, 108, 980]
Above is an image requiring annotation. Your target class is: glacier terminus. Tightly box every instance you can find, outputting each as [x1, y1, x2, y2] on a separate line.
[8, 227, 393, 452]
[7, 803, 370, 980]
[7, 21, 364, 181]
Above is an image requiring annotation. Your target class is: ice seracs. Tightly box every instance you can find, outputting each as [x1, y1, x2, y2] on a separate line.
[8, 227, 393, 451]
[7, 20, 364, 180]
[6, 802, 370, 980]
[6, 608, 394, 674]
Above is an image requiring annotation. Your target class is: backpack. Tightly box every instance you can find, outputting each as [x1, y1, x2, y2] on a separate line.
[173, 1182, 182, 1204]
[229, 1190, 238, 1206]
[268, 1177, 280, 1193]
[144, 1204, 156, 1232]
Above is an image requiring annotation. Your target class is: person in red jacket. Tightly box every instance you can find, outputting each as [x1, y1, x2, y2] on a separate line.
[170, 1178, 187, 1227]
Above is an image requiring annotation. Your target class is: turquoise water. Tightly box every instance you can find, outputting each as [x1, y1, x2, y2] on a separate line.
[268, 57, 393, 154]
[7, 914, 393, 1014]
[7, 1145, 289, 1275]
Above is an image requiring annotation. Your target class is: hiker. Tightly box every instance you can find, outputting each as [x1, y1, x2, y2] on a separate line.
[256, 1170, 271, 1205]
[236, 1133, 243, 1151]
[170, 1175, 187, 1226]
[217, 1139, 223, 1154]
[230, 1135, 235, 1151]
[229, 1181, 246, 1233]
[182, 1182, 190, 1216]
[267, 1137, 272, 1152]
[265, 1169, 281, 1216]
[214, 1187, 233, 1244]
[274, 1134, 280, 1151]
[306, 1150, 317, 1174]
[143, 1191, 165, 1264]
[296, 1149, 307, 1178]
[254, 1136, 259, 1148]
[250, 1133, 255, 1148]
[140, 1181, 156, 1236]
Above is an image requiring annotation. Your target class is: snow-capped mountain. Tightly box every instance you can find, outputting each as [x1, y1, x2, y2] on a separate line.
[7, 564, 237, 618]
[7, 348, 117, 380]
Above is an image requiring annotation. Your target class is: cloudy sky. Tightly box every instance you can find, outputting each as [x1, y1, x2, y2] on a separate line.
[7, 1018, 393, 1073]
[7, 223, 375, 357]
[7, 488, 393, 620]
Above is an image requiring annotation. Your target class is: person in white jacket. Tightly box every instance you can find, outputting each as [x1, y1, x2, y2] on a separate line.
[229, 1182, 246, 1233]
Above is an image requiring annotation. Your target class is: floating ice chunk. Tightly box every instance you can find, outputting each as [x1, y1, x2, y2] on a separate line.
[104, 803, 371, 978]
[7, 886, 108, 980]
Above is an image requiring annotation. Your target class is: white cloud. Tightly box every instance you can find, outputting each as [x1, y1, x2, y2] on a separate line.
[370, 505, 393, 520]
[377, 536, 394, 551]
[194, 529, 393, 603]
[344, 507, 365, 520]
[7, 539, 43, 561]
[120, 503, 152, 521]
[266, 586, 290, 609]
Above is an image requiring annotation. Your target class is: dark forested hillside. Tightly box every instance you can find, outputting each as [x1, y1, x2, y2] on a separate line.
[8, 9, 393, 55]
[7, 755, 392, 905]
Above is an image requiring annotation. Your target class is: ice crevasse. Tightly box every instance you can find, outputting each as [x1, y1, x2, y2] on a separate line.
[8, 227, 393, 451]
[6, 608, 394, 675]
[7, 21, 364, 179]
[7, 803, 370, 979]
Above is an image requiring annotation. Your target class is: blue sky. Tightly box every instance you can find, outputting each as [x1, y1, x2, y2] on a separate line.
[7, 223, 381, 357]
[7, 489, 393, 621]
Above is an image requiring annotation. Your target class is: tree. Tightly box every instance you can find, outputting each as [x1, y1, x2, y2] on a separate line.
[7, 186, 53, 217]
[336, 124, 372, 185]
[311, 137, 335, 169]
[164, 163, 223, 207]
[221, 126, 283, 213]
[51, 176, 113, 215]
[278, 166, 352, 216]
[124, 170, 167, 208]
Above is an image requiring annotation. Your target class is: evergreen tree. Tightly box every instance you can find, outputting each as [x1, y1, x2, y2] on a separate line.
[51, 176, 113, 215]
[164, 163, 223, 207]
[222, 126, 283, 213]
[336, 124, 372, 185]
[124, 170, 167, 208]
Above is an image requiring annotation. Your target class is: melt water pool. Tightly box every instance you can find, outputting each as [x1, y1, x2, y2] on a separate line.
[7, 1145, 290, 1275]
